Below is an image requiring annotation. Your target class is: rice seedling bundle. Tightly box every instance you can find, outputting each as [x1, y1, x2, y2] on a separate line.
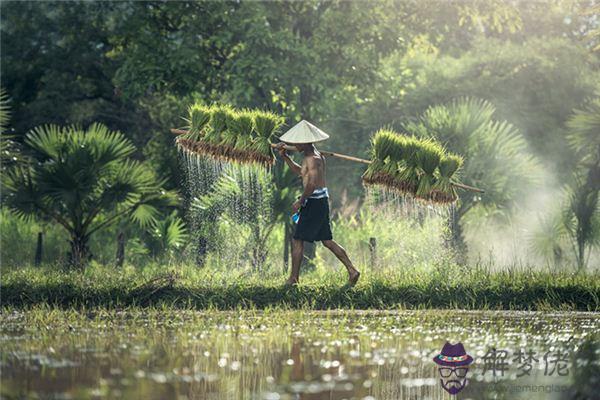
[177, 103, 284, 167]
[204, 105, 233, 144]
[184, 104, 211, 141]
[362, 129, 463, 202]
[363, 129, 399, 187]
[232, 111, 255, 151]
[220, 108, 243, 152]
[431, 153, 463, 203]
[251, 110, 285, 165]
[395, 136, 422, 193]
[415, 139, 444, 198]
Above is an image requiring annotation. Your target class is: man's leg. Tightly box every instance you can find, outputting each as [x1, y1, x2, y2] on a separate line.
[287, 238, 304, 285]
[322, 240, 360, 285]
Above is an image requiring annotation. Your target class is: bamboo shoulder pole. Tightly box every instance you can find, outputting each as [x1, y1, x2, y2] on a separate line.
[171, 128, 484, 193]
[274, 145, 372, 165]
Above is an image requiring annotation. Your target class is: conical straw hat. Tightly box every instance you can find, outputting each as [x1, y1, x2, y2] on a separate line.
[279, 120, 330, 144]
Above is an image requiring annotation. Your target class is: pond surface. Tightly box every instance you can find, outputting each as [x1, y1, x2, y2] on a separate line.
[1, 310, 598, 399]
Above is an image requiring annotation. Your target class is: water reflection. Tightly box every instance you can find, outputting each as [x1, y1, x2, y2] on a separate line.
[1, 310, 598, 399]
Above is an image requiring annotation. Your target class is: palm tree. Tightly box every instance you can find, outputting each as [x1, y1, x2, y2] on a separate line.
[144, 210, 189, 259]
[562, 176, 600, 270]
[0, 88, 25, 170]
[2, 123, 179, 269]
[565, 95, 600, 270]
[403, 97, 541, 259]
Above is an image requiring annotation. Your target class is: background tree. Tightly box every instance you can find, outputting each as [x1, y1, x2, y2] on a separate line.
[2, 123, 179, 268]
[564, 95, 600, 270]
[530, 94, 600, 271]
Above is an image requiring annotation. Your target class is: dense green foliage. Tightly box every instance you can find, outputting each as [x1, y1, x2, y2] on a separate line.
[1, 0, 599, 269]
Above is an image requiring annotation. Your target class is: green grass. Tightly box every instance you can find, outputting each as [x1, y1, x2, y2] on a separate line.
[2, 262, 599, 311]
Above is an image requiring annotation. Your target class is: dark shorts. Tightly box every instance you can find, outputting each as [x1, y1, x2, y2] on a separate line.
[293, 197, 333, 242]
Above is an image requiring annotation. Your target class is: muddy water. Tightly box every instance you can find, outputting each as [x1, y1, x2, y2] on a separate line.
[1, 310, 598, 399]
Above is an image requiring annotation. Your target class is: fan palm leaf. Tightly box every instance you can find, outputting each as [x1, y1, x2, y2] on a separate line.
[566, 95, 600, 161]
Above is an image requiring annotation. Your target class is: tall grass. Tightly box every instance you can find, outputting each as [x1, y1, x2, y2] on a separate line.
[2, 260, 598, 311]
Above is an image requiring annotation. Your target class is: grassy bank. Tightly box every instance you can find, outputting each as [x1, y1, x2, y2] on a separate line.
[1, 262, 599, 311]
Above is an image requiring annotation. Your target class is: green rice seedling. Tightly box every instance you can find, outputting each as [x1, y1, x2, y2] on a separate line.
[254, 110, 284, 140]
[251, 110, 285, 166]
[219, 109, 240, 150]
[203, 105, 233, 145]
[432, 153, 463, 202]
[402, 135, 422, 168]
[232, 110, 255, 153]
[362, 129, 398, 185]
[381, 135, 405, 177]
[183, 103, 211, 142]
[396, 136, 422, 192]
[364, 129, 459, 202]
[417, 139, 443, 175]
[177, 104, 285, 167]
[439, 153, 463, 178]
[415, 139, 443, 198]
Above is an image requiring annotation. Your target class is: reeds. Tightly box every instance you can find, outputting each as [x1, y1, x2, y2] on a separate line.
[178, 103, 284, 167]
[362, 129, 463, 203]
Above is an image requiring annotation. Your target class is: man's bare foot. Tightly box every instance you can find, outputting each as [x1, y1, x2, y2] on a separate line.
[348, 269, 360, 287]
[284, 278, 299, 287]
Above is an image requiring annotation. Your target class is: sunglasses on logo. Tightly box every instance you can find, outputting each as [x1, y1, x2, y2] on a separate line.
[438, 367, 468, 378]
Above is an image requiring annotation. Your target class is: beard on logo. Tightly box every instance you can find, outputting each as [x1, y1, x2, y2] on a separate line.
[440, 378, 467, 395]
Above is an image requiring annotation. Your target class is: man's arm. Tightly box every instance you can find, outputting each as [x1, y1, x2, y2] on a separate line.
[275, 142, 301, 175]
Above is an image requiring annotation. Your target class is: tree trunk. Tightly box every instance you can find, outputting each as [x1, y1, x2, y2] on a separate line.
[116, 231, 125, 268]
[34, 232, 43, 267]
[283, 222, 292, 273]
[576, 153, 600, 272]
[196, 236, 208, 267]
[447, 208, 468, 265]
[68, 234, 89, 270]
[577, 235, 585, 272]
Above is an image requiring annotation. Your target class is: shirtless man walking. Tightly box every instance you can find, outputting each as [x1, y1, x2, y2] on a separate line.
[276, 120, 360, 286]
